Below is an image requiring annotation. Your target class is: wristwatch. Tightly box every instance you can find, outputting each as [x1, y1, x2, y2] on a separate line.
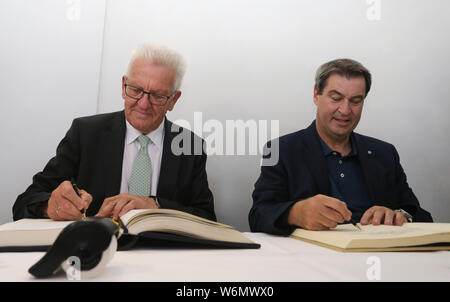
[149, 195, 161, 208]
[395, 209, 413, 222]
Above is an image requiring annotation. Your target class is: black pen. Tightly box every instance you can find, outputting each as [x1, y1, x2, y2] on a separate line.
[71, 177, 86, 220]
[345, 205, 362, 231]
[350, 218, 361, 230]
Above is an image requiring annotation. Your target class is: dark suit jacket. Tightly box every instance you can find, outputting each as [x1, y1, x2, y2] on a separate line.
[13, 111, 216, 221]
[249, 121, 433, 235]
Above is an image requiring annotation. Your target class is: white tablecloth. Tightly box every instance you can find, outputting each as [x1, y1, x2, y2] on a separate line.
[1, 233, 449, 282]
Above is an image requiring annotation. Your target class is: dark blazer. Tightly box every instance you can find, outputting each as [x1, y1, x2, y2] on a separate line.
[13, 111, 216, 221]
[249, 121, 433, 235]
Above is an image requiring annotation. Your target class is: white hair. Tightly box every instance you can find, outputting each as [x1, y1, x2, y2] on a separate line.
[125, 43, 187, 91]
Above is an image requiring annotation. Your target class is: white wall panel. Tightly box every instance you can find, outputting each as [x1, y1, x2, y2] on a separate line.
[2, 0, 449, 229]
[0, 0, 106, 223]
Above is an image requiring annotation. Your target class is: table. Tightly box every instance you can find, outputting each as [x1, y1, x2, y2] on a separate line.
[0, 233, 449, 282]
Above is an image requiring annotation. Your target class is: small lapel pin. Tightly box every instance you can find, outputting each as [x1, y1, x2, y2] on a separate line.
[368, 150, 372, 155]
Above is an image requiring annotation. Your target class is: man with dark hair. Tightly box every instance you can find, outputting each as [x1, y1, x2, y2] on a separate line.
[249, 58, 432, 235]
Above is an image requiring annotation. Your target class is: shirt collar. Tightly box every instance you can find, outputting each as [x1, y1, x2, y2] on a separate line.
[125, 118, 165, 148]
[318, 132, 358, 157]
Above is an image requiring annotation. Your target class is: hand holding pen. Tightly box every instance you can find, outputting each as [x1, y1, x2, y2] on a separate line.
[287, 194, 361, 231]
[46, 179, 92, 221]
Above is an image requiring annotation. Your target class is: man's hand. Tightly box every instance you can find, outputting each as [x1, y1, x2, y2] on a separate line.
[46, 181, 92, 221]
[95, 194, 159, 220]
[360, 206, 407, 226]
[287, 194, 352, 230]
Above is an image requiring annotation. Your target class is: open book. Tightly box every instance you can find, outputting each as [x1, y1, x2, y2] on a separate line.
[0, 209, 259, 252]
[116, 208, 259, 249]
[290, 223, 450, 252]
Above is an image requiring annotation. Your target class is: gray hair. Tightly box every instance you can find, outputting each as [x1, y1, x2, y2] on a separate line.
[314, 58, 372, 96]
[125, 43, 187, 91]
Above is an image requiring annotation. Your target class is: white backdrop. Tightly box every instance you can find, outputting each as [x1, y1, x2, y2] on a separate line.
[0, 0, 106, 223]
[1, 0, 449, 230]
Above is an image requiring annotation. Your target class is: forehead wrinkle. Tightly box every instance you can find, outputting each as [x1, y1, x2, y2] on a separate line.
[328, 89, 364, 100]
[327, 89, 344, 96]
[127, 62, 175, 94]
[324, 75, 366, 99]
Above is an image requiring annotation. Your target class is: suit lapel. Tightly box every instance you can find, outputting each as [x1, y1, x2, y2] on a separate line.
[102, 111, 126, 198]
[302, 121, 330, 194]
[354, 134, 379, 204]
[157, 118, 181, 196]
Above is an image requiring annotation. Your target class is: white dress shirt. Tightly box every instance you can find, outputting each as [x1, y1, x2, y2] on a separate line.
[120, 119, 165, 196]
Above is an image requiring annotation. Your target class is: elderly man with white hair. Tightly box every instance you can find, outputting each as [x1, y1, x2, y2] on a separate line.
[14, 43, 216, 222]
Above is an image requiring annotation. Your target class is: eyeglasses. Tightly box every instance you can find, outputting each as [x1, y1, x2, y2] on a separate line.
[124, 81, 176, 106]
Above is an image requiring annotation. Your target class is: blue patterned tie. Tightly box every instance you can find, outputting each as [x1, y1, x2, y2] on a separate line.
[129, 135, 152, 196]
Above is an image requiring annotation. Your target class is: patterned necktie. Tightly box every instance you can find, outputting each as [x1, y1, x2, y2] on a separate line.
[129, 135, 152, 196]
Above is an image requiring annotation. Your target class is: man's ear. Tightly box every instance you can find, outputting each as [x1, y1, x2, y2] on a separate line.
[121, 76, 127, 99]
[313, 87, 320, 105]
[167, 91, 182, 111]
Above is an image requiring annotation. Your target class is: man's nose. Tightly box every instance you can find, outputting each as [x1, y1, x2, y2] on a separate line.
[137, 93, 152, 108]
[338, 99, 351, 115]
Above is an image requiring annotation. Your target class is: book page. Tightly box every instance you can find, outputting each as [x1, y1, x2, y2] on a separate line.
[0, 219, 72, 231]
[331, 224, 434, 239]
[0, 219, 73, 247]
[125, 216, 255, 244]
[291, 223, 450, 249]
[120, 209, 232, 229]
